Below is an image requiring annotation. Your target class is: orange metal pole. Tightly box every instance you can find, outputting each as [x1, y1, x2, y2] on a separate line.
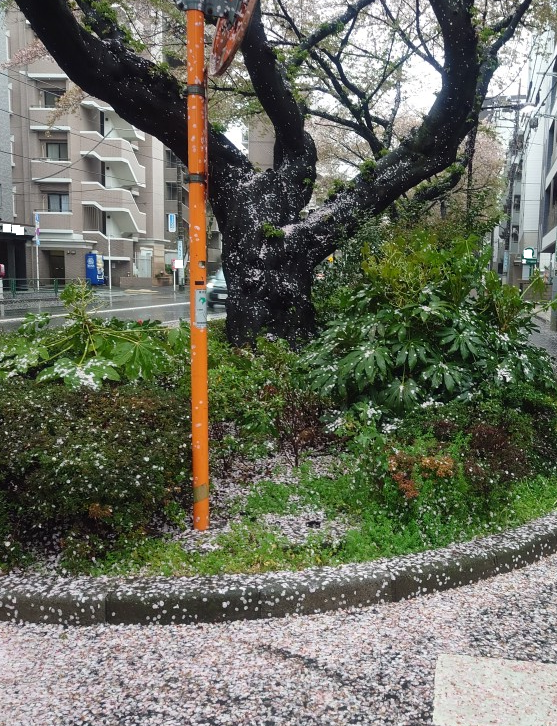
[187, 8, 209, 530]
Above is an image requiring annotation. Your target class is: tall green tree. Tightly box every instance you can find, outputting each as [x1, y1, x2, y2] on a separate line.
[11, 0, 537, 344]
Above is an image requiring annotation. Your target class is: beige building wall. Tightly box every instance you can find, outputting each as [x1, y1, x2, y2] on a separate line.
[7, 9, 178, 286]
[247, 118, 274, 171]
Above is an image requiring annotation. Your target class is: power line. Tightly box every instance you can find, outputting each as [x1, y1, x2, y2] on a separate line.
[0, 69, 184, 168]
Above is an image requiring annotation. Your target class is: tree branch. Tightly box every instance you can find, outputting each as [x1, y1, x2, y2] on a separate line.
[289, 0, 533, 265]
[379, 0, 442, 73]
[241, 2, 307, 156]
[287, 0, 378, 68]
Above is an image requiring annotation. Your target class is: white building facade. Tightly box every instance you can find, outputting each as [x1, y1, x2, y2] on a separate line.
[498, 32, 557, 290]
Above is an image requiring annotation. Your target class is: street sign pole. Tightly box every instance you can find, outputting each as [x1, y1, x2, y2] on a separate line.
[174, 0, 257, 531]
[108, 234, 112, 291]
[34, 212, 40, 290]
[187, 6, 209, 530]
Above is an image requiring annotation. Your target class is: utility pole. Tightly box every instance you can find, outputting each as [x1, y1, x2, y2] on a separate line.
[173, 0, 257, 531]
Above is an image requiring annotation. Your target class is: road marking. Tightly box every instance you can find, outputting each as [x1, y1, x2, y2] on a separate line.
[95, 302, 190, 315]
[0, 302, 190, 324]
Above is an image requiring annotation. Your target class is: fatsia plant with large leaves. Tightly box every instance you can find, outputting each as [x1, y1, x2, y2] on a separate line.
[304, 231, 557, 415]
[0, 281, 190, 389]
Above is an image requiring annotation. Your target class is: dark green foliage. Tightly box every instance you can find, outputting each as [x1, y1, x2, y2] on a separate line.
[312, 219, 382, 324]
[305, 231, 556, 416]
[0, 380, 192, 567]
[209, 336, 326, 467]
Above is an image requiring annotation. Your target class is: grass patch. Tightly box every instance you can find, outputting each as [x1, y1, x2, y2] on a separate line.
[57, 463, 557, 577]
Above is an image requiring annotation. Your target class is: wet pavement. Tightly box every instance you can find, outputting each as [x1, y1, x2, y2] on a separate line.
[530, 309, 557, 360]
[0, 287, 226, 331]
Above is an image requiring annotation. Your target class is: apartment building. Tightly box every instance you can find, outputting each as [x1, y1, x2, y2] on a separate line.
[0, 7, 33, 281]
[3, 9, 190, 288]
[496, 32, 557, 290]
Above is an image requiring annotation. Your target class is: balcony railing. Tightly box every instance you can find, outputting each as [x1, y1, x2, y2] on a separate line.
[80, 132, 146, 187]
[28, 107, 72, 128]
[81, 182, 146, 235]
[31, 212, 73, 230]
[31, 158, 72, 182]
[80, 100, 146, 141]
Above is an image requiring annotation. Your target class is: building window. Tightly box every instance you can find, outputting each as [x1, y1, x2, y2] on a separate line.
[42, 87, 65, 108]
[10, 136, 14, 166]
[7, 83, 12, 113]
[165, 149, 180, 168]
[166, 182, 178, 200]
[47, 193, 70, 212]
[83, 205, 105, 233]
[45, 142, 69, 160]
[12, 185, 16, 218]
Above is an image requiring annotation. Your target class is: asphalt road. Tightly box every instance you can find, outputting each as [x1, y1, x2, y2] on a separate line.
[0, 288, 226, 331]
[530, 319, 557, 360]
[2, 290, 556, 356]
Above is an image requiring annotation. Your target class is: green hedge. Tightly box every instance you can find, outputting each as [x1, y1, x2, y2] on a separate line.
[0, 380, 192, 566]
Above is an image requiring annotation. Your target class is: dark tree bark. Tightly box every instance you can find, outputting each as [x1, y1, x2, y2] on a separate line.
[13, 0, 533, 345]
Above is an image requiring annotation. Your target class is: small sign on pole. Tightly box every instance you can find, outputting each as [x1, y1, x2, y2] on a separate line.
[34, 212, 40, 290]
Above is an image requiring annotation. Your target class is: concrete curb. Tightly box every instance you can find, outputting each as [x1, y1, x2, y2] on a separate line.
[2, 512, 557, 626]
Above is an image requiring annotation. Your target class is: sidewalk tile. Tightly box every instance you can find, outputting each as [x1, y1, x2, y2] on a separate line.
[433, 653, 557, 725]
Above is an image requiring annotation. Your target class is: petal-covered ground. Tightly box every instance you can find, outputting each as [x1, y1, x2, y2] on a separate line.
[2, 550, 557, 726]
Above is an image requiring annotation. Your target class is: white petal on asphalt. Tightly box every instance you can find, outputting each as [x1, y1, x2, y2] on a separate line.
[1, 551, 557, 725]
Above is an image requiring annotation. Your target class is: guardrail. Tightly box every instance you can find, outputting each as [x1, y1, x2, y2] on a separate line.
[0, 278, 62, 300]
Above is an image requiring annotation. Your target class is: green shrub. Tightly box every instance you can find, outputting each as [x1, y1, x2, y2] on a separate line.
[312, 218, 381, 324]
[304, 232, 557, 416]
[0, 280, 191, 389]
[0, 379, 192, 566]
[209, 336, 327, 466]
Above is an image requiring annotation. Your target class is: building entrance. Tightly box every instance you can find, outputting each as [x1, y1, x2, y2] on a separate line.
[48, 250, 65, 283]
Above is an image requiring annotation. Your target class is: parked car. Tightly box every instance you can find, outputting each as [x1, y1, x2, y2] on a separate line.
[207, 268, 228, 308]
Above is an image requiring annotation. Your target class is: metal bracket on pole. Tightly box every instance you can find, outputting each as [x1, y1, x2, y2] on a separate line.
[186, 173, 206, 184]
[187, 84, 206, 97]
[171, 0, 243, 22]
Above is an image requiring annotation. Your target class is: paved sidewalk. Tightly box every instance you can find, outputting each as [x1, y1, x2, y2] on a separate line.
[2, 545, 557, 725]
